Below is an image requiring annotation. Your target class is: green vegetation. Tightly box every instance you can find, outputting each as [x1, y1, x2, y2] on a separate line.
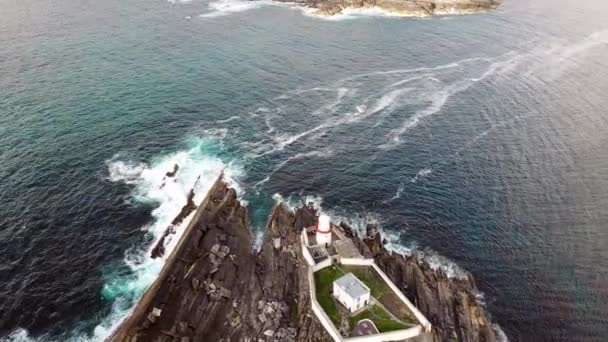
[341, 265, 389, 298]
[341, 265, 419, 325]
[349, 304, 410, 333]
[399, 311, 419, 324]
[314, 266, 346, 326]
[314, 264, 418, 334]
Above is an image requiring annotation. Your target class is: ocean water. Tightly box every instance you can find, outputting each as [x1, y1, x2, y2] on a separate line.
[1, 0, 608, 340]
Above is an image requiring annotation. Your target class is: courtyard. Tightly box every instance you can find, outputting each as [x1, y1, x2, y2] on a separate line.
[314, 264, 419, 336]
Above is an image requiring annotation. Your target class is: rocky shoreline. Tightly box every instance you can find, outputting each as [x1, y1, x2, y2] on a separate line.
[279, 0, 501, 17]
[108, 176, 499, 342]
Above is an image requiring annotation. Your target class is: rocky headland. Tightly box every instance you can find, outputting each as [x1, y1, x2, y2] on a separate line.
[108, 175, 498, 342]
[281, 0, 501, 17]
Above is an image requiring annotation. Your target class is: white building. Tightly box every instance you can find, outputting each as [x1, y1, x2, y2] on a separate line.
[316, 214, 332, 246]
[333, 273, 370, 313]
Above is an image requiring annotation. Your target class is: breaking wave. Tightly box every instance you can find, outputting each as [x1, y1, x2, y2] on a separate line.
[92, 137, 243, 340]
[3, 136, 243, 342]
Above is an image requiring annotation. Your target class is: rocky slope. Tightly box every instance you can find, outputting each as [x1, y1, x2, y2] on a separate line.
[108, 176, 498, 342]
[282, 0, 501, 17]
[343, 224, 497, 342]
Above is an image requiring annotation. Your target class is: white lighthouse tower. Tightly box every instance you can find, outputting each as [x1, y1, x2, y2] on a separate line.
[316, 214, 332, 246]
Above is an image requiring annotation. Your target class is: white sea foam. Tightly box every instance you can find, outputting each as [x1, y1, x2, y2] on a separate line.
[526, 30, 608, 80]
[215, 115, 240, 123]
[254, 149, 335, 188]
[494, 324, 510, 342]
[43, 136, 243, 342]
[383, 231, 467, 279]
[379, 53, 525, 148]
[411, 168, 432, 183]
[199, 0, 287, 18]
[2, 329, 36, 342]
[301, 5, 431, 20]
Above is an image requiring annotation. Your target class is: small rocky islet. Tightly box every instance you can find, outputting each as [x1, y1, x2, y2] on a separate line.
[278, 0, 501, 17]
[108, 175, 499, 342]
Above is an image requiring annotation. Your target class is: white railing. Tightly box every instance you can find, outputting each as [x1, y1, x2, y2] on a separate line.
[301, 231, 316, 266]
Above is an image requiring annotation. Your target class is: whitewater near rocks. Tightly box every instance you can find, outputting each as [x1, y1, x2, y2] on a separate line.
[108, 175, 499, 342]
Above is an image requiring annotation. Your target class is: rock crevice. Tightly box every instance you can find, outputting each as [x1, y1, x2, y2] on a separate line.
[109, 178, 498, 342]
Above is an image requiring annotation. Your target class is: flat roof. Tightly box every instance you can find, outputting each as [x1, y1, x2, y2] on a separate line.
[334, 239, 363, 259]
[334, 273, 369, 299]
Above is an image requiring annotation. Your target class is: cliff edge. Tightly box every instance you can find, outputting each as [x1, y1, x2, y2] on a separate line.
[108, 176, 498, 342]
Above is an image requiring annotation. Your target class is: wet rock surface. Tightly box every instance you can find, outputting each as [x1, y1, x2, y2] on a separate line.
[109, 177, 499, 342]
[353, 224, 498, 342]
[109, 178, 332, 342]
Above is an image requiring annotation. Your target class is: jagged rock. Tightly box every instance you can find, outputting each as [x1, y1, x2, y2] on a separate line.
[109, 176, 499, 342]
[191, 278, 200, 291]
[165, 164, 179, 178]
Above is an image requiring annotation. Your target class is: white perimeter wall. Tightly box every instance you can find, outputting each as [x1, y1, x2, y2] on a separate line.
[301, 230, 316, 266]
[301, 234, 432, 342]
[313, 258, 333, 272]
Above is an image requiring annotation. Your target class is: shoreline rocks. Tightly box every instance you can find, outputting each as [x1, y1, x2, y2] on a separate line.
[108, 176, 499, 342]
[279, 0, 501, 17]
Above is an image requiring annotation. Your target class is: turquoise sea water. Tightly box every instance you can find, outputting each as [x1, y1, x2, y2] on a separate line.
[1, 0, 608, 340]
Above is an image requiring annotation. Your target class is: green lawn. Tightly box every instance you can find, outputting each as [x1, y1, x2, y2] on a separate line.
[349, 305, 409, 333]
[314, 266, 346, 326]
[314, 264, 415, 333]
[341, 265, 390, 298]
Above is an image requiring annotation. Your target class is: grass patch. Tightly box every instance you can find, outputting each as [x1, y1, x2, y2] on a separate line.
[349, 309, 374, 329]
[314, 266, 346, 326]
[374, 319, 409, 332]
[341, 265, 389, 298]
[349, 305, 409, 333]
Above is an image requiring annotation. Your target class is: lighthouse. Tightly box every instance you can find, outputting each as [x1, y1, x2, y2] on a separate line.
[316, 214, 332, 246]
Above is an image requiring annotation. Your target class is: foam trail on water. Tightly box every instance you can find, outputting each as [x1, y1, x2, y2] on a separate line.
[526, 29, 608, 80]
[215, 115, 240, 124]
[388, 168, 433, 201]
[380, 53, 526, 148]
[254, 149, 335, 189]
[411, 168, 432, 183]
[199, 0, 288, 18]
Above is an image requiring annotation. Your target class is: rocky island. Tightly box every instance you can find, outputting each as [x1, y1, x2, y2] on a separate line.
[108, 175, 499, 342]
[281, 0, 501, 17]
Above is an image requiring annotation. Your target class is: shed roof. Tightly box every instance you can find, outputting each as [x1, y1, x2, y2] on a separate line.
[334, 273, 369, 299]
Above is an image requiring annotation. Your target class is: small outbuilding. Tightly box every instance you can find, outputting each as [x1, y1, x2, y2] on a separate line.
[333, 273, 370, 313]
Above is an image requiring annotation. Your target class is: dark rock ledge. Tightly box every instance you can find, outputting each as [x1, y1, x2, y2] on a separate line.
[108, 176, 498, 342]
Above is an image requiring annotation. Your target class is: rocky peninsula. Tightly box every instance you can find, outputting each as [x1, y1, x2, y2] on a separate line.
[108, 175, 499, 342]
[282, 0, 501, 17]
